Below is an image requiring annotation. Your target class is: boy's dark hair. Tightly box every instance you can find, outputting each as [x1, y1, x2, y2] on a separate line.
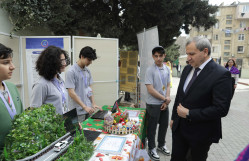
[0, 43, 13, 59]
[79, 46, 97, 60]
[36, 46, 70, 80]
[152, 46, 165, 55]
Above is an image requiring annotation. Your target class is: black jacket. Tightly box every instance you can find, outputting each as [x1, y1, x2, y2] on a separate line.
[171, 59, 232, 144]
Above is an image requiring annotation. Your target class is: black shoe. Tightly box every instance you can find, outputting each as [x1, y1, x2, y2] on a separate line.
[157, 145, 170, 156]
[148, 148, 160, 161]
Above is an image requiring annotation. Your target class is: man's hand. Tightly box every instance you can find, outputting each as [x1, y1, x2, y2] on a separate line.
[160, 102, 168, 111]
[170, 120, 173, 129]
[84, 106, 95, 114]
[165, 96, 171, 105]
[177, 103, 189, 118]
[234, 84, 237, 89]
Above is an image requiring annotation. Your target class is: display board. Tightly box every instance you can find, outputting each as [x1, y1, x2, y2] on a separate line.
[72, 36, 119, 107]
[137, 26, 159, 108]
[119, 51, 138, 93]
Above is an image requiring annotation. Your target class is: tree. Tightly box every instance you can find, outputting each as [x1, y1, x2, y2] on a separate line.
[164, 44, 180, 63]
[1, 0, 217, 48]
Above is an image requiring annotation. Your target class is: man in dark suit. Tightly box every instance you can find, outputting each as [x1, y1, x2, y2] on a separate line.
[170, 36, 232, 161]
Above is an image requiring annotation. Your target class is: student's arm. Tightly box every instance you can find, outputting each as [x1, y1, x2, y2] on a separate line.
[146, 84, 165, 101]
[166, 82, 171, 102]
[67, 88, 94, 114]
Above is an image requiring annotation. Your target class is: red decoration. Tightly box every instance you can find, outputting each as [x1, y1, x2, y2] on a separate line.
[96, 153, 105, 157]
[86, 123, 92, 126]
[126, 140, 132, 144]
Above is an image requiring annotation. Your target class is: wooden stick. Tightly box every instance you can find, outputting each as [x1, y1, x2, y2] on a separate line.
[238, 82, 249, 86]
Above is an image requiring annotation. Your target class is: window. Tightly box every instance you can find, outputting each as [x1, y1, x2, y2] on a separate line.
[224, 40, 230, 44]
[237, 46, 244, 53]
[212, 46, 218, 53]
[240, 21, 246, 28]
[226, 15, 233, 19]
[243, 5, 249, 13]
[224, 45, 230, 50]
[224, 52, 230, 56]
[226, 20, 232, 24]
[238, 34, 245, 40]
[214, 34, 218, 40]
[225, 27, 232, 37]
[223, 58, 229, 64]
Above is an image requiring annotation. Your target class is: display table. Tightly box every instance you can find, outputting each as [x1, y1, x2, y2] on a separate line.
[88, 134, 150, 161]
[82, 105, 147, 145]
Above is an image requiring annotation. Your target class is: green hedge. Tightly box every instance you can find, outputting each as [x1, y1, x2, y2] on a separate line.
[57, 129, 94, 161]
[1, 104, 67, 160]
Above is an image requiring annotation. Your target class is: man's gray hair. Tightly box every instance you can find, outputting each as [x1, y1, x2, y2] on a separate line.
[186, 36, 211, 55]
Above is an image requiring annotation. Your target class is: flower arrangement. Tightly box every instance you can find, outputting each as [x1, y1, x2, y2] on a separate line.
[113, 112, 128, 125]
[104, 111, 140, 135]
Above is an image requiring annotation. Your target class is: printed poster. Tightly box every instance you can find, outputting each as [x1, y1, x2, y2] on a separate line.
[26, 38, 64, 100]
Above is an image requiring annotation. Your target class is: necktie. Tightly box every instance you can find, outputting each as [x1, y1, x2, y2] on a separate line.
[185, 68, 201, 93]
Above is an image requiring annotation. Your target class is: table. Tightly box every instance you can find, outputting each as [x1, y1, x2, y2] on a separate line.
[82, 105, 147, 146]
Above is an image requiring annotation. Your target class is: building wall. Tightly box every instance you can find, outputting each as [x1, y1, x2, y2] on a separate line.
[189, 2, 249, 78]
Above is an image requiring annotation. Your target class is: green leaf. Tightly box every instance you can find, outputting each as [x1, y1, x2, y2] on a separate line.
[3, 104, 66, 160]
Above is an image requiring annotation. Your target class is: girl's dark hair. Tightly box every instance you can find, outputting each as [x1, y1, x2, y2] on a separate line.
[79, 46, 97, 60]
[0, 43, 13, 59]
[36, 46, 70, 80]
[225, 59, 236, 68]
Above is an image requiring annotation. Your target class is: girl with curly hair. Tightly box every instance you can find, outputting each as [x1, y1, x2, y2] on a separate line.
[225, 59, 240, 98]
[0, 43, 23, 152]
[30, 46, 70, 114]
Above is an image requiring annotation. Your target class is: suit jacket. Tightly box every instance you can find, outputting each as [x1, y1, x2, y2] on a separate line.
[171, 59, 232, 144]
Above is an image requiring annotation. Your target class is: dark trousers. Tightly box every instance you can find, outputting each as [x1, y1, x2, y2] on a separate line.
[125, 92, 131, 101]
[171, 123, 212, 161]
[146, 104, 169, 150]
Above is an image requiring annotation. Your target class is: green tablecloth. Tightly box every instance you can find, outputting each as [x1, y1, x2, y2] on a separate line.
[82, 105, 147, 144]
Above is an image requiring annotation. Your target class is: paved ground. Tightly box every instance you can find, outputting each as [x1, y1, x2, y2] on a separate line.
[128, 77, 249, 161]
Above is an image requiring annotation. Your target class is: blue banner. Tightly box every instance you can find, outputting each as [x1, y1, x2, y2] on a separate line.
[26, 38, 64, 49]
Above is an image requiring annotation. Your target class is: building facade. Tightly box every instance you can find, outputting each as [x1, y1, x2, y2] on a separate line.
[189, 2, 249, 78]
